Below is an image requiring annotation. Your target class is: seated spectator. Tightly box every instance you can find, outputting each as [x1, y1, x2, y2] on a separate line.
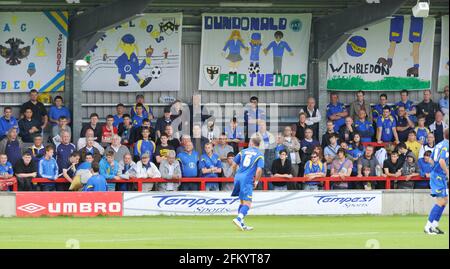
[349, 90, 372, 123]
[405, 130, 421, 159]
[270, 149, 293, 191]
[396, 142, 411, 167]
[202, 117, 221, 143]
[56, 130, 76, 190]
[224, 117, 245, 153]
[300, 96, 321, 140]
[383, 151, 403, 180]
[439, 85, 449, 116]
[295, 112, 308, 142]
[158, 150, 182, 191]
[199, 142, 222, 191]
[77, 128, 105, 155]
[176, 134, 191, 154]
[221, 152, 236, 191]
[79, 137, 102, 163]
[18, 108, 41, 143]
[214, 133, 234, 162]
[105, 135, 130, 163]
[0, 106, 19, 141]
[118, 114, 133, 146]
[372, 93, 391, 124]
[0, 128, 24, 167]
[52, 116, 71, 147]
[13, 152, 37, 191]
[357, 145, 381, 190]
[354, 109, 374, 142]
[192, 124, 208, 158]
[99, 150, 121, 191]
[330, 148, 352, 189]
[324, 133, 340, 174]
[78, 152, 94, 170]
[155, 133, 175, 167]
[61, 152, 80, 185]
[395, 105, 414, 142]
[164, 125, 180, 149]
[394, 90, 416, 123]
[417, 150, 433, 189]
[80, 113, 102, 142]
[415, 115, 430, 145]
[326, 92, 348, 132]
[321, 120, 336, 149]
[376, 106, 399, 144]
[155, 106, 173, 138]
[113, 103, 125, 128]
[129, 118, 156, 144]
[338, 116, 355, 144]
[0, 153, 14, 191]
[82, 162, 107, 192]
[135, 152, 161, 192]
[130, 94, 154, 120]
[48, 96, 71, 126]
[38, 145, 59, 191]
[27, 135, 45, 164]
[312, 145, 325, 164]
[101, 115, 118, 146]
[347, 133, 365, 177]
[282, 126, 301, 178]
[303, 152, 326, 191]
[418, 133, 435, 159]
[398, 152, 419, 189]
[429, 111, 448, 144]
[132, 103, 146, 128]
[177, 141, 200, 191]
[117, 153, 137, 191]
[416, 89, 440, 126]
[133, 127, 156, 162]
[20, 89, 48, 132]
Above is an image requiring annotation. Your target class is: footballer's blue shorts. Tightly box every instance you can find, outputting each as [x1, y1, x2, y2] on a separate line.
[430, 172, 448, 198]
[231, 179, 253, 202]
[389, 16, 404, 43]
[409, 16, 423, 43]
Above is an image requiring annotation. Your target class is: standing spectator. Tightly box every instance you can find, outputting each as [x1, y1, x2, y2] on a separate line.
[394, 90, 416, 123]
[347, 133, 365, 177]
[118, 114, 133, 146]
[282, 126, 301, 179]
[395, 105, 415, 142]
[56, 130, 76, 190]
[439, 85, 449, 116]
[398, 152, 419, 189]
[113, 103, 126, 128]
[224, 117, 245, 153]
[51, 116, 71, 147]
[82, 162, 107, 192]
[48, 96, 71, 126]
[0, 128, 23, 166]
[0, 107, 19, 141]
[79, 137, 102, 163]
[0, 153, 14, 191]
[164, 125, 180, 149]
[155, 106, 173, 139]
[299, 128, 320, 176]
[270, 149, 293, 191]
[221, 152, 236, 191]
[134, 152, 161, 192]
[155, 133, 174, 166]
[324, 133, 340, 175]
[326, 92, 348, 132]
[132, 103, 146, 128]
[105, 135, 130, 163]
[383, 151, 403, 180]
[295, 112, 308, 142]
[376, 106, 399, 144]
[176, 134, 191, 154]
[405, 130, 421, 159]
[417, 150, 433, 189]
[300, 97, 321, 140]
[357, 145, 381, 189]
[429, 111, 448, 144]
[20, 89, 48, 132]
[133, 127, 156, 162]
[330, 148, 353, 189]
[101, 115, 118, 146]
[117, 153, 137, 191]
[349, 90, 373, 122]
[27, 135, 45, 164]
[338, 116, 356, 144]
[415, 115, 430, 145]
[321, 120, 336, 149]
[80, 113, 102, 143]
[199, 143, 222, 191]
[416, 89, 441, 126]
[419, 133, 436, 159]
[77, 128, 104, 155]
[372, 94, 391, 124]
[18, 108, 41, 143]
[192, 124, 208, 159]
[214, 133, 234, 162]
[158, 150, 182, 191]
[130, 94, 153, 120]
[354, 109, 374, 142]
[396, 142, 411, 167]
[303, 152, 326, 191]
[13, 152, 37, 191]
[38, 145, 58, 191]
[177, 141, 200, 191]
[99, 150, 121, 191]
[244, 96, 266, 141]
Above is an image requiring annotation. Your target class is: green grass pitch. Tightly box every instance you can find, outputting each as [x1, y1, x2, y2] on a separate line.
[0, 215, 447, 249]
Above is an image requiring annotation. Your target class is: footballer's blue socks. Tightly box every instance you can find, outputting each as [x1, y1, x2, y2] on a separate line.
[434, 205, 446, 222]
[428, 204, 442, 222]
[237, 205, 249, 222]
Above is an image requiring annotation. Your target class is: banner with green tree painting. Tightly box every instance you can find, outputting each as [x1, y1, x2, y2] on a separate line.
[327, 16, 435, 91]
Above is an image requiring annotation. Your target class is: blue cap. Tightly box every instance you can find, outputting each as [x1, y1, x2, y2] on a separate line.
[251, 33, 261, 40]
[121, 34, 135, 44]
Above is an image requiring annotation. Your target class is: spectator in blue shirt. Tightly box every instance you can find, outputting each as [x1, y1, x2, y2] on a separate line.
[48, 96, 71, 126]
[38, 145, 59, 191]
[83, 162, 108, 192]
[55, 130, 76, 191]
[373, 94, 392, 124]
[177, 141, 199, 191]
[244, 96, 266, 141]
[377, 106, 399, 144]
[354, 109, 374, 142]
[133, 127, 156, 162]
[224, 117, 245, 153]
[0, 153, 14, 190]
[27, 135, 45, 164]
[99, 150, 121, 191]
[132, 103, 146, 128]
[199, 142, 222, 191]
[417, 150, 433, 189]
[0, 128, 23, 167]
[0, 107, 19, 141]
[327, 93, 348, 132]
[304, 152, 326, 191]
[394, 90, 417, 123]
[263, 31, 293, 74]
[113, 103, 126, 128]
[130, 94, 154, 121]
[347, 133, 365, 177]
[439, 85, 449, 116]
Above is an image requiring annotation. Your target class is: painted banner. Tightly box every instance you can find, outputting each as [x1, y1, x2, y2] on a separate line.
[327, 16, 435, 91]
[123, 191, 382, 216]
[198, 13, 312, 91]
[16, 192, 123, 217]
[438, 15, 449, 92]
[81, 13, 182, 92]
[0, 12, 68, 92]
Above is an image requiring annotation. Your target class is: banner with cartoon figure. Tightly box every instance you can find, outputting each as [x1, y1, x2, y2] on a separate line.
[327, 16, 435, 91]
[0, 12, 68, 92]
[199, 13, 312, 91]
[438, 15, 448, 92]
[81, 13, 182, 92]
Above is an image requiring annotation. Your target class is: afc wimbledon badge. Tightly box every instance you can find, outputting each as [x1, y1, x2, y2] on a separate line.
[203, 65, 221, 85]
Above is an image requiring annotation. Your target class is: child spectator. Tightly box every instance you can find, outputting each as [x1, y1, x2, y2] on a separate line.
[405, 130, 421, 159]
[38, 145, 59, 191]
[133, 127, 156, 162]
[0, 153, 14, 191]
[417, 150, 433, 189]
[101, 115, 118, 146]
[132, 103, 146, 128]
[118, 114, 133, 146]
[415, 115, 430, 145]
[99, 150, 121, 191]
[155, 133, 174, 166]
[113, 103, 126, 128]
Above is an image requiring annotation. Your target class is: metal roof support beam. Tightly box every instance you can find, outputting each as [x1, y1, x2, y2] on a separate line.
[313, 0, 407, 60]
